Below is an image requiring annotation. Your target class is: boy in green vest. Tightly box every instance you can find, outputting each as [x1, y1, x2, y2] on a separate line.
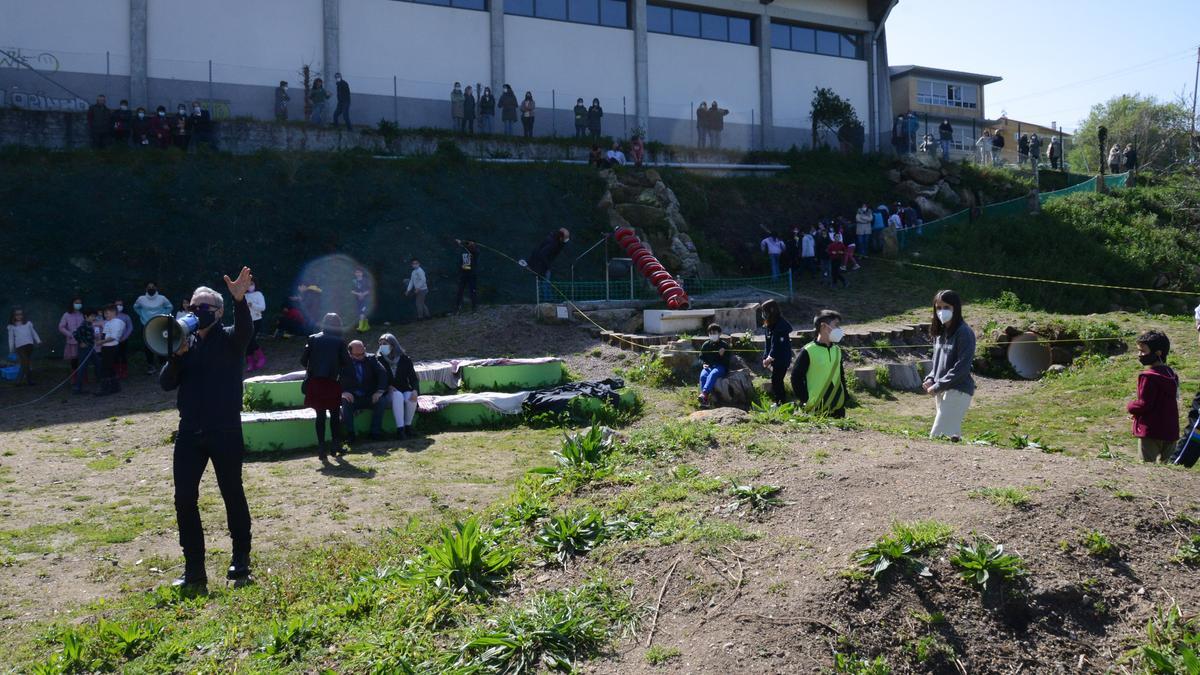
[790, 310, 847, 417]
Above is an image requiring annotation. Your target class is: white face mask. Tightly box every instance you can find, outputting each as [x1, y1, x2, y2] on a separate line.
[378, 344, 391, 356]
[829, 327, 845, 343]
[937, 308, 954, 324]
[116, 304, 124, 312]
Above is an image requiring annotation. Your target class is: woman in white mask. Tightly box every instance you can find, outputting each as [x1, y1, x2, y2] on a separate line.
[377, 333, 420, 440]
[923, 289, 976, 441]
[791, 309, 847, 417]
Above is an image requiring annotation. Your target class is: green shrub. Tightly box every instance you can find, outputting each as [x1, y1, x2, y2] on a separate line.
[949, 538, 1028, 590]
[727, 481, 784, 513]
[617, 353, 677, 388]
[535, 510, 608, 567]
[404, 519, 515, 597]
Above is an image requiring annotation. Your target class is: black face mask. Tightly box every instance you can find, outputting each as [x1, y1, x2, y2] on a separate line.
[194, 307, 218, 330]
[1138, 354, 1159, 366]
[146, 289, 157, 296]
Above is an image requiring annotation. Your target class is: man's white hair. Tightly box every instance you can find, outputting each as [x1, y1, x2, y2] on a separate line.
[191, 286, 224, 309]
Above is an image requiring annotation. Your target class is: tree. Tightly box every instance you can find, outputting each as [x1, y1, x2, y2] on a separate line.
[1067, 94, 1193, 173]
[810, 87, 859, 150]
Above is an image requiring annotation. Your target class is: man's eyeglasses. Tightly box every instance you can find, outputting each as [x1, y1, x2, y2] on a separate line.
[187, 303, 217, 313]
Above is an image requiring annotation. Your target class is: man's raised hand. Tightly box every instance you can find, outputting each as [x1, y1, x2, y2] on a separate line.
[223, 267, 253, 302]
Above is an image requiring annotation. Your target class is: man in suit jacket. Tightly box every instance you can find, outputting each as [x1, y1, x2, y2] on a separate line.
[339, 339, 389, 442]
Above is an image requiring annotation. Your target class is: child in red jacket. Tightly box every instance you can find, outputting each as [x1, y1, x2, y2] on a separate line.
[1126, 330, 1179, 463]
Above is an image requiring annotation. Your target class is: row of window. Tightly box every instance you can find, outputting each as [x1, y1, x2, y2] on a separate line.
[916, 79, 978, 109]
[393, 0, 865, 58]
[646, 4, 752, 45]
[769, 21, 862, 59]
[505, 0, 629, 27]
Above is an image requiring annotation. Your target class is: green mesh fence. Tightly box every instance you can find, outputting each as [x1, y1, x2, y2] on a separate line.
[1104, 172, 1129, 189]
[981, 195, 1029, 219]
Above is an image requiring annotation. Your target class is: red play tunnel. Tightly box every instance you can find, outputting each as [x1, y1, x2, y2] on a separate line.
[614, 228, 690, 309]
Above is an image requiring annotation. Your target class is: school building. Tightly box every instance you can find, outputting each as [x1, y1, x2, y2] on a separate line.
[0, 0, 901, 150]
[888, 64, 1002, 160]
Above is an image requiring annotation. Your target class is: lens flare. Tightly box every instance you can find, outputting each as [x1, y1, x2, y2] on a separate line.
[292, 254, 376, 330]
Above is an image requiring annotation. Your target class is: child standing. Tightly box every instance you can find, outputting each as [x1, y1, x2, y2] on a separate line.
[244, 276, 267, 372]
[1126, 330, 1179, 463]
[760, 299, 793, 405]
[827, 234, 849, 289]
[98, 304, 124, 395]
[72, 309, 100, 394]
[58, 297, 86, 387]
[351, 268, 372, 333]
[698, 323, 730, 408]
[406, 258, 430, 320]
[801, 227, 817, 278]
[7, 308, 41, 386]
[790, 310, 847, 417]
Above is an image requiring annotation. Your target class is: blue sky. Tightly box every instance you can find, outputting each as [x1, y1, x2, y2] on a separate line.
[885, 0, 1200, 133]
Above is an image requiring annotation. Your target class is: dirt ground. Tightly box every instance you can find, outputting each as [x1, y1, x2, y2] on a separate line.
[587, 425, 1200, 674]
[2, 302, 1198, 672]
[0, 306, 607, 651]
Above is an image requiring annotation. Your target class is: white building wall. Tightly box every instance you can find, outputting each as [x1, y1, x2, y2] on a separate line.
[342, 0, 491, 99]
[147, 0, 323, 85]
[647, 33, 759, 123]
[0, 0, 131, 75]
[771, 49, 868, 129]
[503, 17, 634, 111]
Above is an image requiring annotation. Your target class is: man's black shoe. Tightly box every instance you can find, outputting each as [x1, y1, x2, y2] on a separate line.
[318, 443, 328, 462]
[227, 551, 251, 581]
[172, 567, 208, 593]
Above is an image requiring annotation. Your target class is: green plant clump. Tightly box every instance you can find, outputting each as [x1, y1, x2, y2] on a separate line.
[949, 538, 1029, 590]
[853, 521, 953, 581]
[1081, 530, 1120, 560]
[404, 519, 516, 597]
[727, 481, 785, 513]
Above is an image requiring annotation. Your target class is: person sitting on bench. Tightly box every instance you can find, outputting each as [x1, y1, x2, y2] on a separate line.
[339, 340, 389, 443]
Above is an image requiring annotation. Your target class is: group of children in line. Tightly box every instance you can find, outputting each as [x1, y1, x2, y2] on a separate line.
[759, 202, 923, 289]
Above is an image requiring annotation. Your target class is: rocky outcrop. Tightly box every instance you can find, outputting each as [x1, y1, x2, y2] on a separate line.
[597, 169, 701, 279]
[886, 154, 985, 221]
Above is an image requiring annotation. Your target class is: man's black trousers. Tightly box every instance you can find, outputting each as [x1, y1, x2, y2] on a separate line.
[173, 429, 252, 560]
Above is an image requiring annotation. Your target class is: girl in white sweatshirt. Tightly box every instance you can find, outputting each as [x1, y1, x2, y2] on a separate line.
[7, 308, 42, 386]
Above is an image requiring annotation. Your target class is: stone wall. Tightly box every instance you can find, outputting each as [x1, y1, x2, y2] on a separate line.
[0, 108, 779, 164]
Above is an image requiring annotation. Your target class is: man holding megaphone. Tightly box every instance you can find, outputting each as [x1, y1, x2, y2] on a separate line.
[157, 266, 255, 592]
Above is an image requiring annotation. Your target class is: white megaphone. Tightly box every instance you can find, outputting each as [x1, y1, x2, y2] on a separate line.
[144, 313, 199, 357]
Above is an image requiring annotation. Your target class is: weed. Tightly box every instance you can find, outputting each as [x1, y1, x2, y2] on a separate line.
[910, 610, 946, 625]
[404, 519, 516, 597]
[726, 482, 785, 513]
[905, 634, 953, 664]
[644, 645, 682, 665]
[970, 430, 999, 446]
[854, 521, 952, 581]
[535, 510, 608, 567]
[968, 487, 1031, 508]
[554, 426, 615, 475]
[990, 290, 1032, 312]
[242, 387, 276, 412]
[950, 538, 1028, 590]
[618, 353, 677, 388]
[749, 399, 799, 424]
[455, 583, 618, 673]
[261, 614, 317, 661]
[1170, 535, 1200, 566]
[1081, 530, 1120, 560]
[1123, 605, 1200, 674]
[832, 652, 891, 674]
[811, 449, 831, 463]
[1009, 432, 1064, 454]
[493, 486, 551, 532]
[625, 421, 715, 457]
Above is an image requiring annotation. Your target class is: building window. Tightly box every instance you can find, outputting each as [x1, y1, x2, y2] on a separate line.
[505, 0, 629, 27]
[400, 0, 487, 10]
[916, 79, 979, 109]
[770, 19, 863, 60]
[647, 3, 754, 45]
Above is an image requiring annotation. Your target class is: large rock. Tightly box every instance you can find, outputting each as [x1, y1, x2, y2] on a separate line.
[654, 181, 680, 210]
[665, 202, 689, 233]
[853, 367, 878, 390]
[615, 203, 670, 234]
[710, 369, 756, 408]
[899, 152, 942, 171]
[880, 226, 900, 257]
[936, 181, 961, 207]
[902, 165, 943, 186]
[608, 209, 632, 231]
[609, 184, 643, 204]
[886, 169, 903, 183]
[886, 363, 924, 392]
[690, 407, 750, 425]
[915, 196, 951, 220]
[596, 190, 613, 211]
[895, 180, 925, 202]
[597, 169, 619, 189]
[635, 188, 661, 207]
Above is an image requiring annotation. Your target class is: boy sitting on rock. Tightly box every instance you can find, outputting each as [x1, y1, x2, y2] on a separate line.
[698, 323, 730, 408]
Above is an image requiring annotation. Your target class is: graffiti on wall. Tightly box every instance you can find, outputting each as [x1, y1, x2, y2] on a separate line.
[0, 48, 61, 73]
[0, 89, 88, 112]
